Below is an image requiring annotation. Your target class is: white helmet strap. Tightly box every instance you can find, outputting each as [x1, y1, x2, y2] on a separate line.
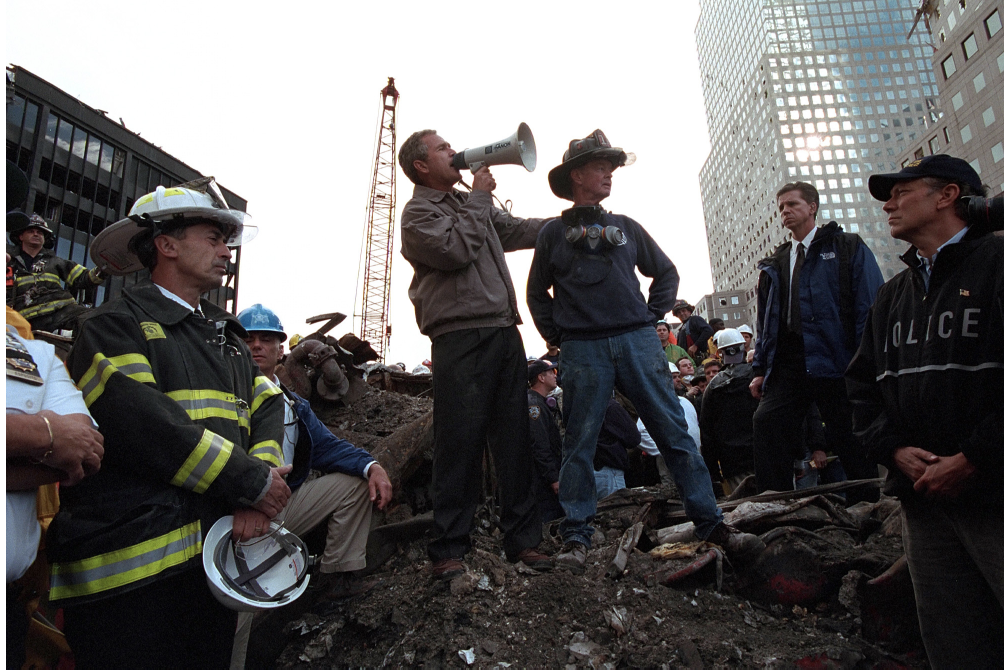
[213, 532, 309, 603]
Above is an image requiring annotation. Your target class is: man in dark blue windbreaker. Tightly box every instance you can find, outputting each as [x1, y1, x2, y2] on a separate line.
[749, 181, 883, 499]
[230, 303, 395, 667]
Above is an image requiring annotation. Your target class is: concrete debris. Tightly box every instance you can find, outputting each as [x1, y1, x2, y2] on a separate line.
[450, 572, 478, 597]
[838, 570, 865, 616]
[654, 521, 697, 545]
[603, 606, 630, 637]
[606, 522, 644, 578]
[248, 380, 927, 670]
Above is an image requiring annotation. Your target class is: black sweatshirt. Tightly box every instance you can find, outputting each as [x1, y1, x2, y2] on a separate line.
[527, 212, 680, 345]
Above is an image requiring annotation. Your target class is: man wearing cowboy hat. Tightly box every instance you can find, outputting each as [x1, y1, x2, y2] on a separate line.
[527, 130, 763, 572]
[671, 299, 713, 361]
[46, 182, 289, 668]
[7, 211, 106, 333]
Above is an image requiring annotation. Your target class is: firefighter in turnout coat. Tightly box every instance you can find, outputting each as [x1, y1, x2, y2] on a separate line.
[46, 183, 289, 669]
[7, 214, 105, 332]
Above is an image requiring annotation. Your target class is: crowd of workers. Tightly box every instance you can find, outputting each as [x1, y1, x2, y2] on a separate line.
[6, 122, 1002, 670]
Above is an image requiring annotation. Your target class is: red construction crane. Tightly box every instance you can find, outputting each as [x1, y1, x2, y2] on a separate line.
[356, 77, 399, 360]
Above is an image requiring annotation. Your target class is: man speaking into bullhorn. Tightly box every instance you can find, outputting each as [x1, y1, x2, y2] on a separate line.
[397, 126, 552, 580]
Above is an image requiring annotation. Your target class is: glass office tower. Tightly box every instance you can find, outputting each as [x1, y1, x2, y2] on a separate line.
[696, 0, 941, 300]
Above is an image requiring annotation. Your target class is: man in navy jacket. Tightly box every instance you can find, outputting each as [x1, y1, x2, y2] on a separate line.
[236, 305, 392, 565]
[527, 129, 763, 573]
[847, 155, 1003, 668]
[750, 182, 883, 498]
[231, 304, 393, 667]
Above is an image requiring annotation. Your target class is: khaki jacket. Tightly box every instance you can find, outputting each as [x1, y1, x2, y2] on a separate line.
[401, 185, 545, 339]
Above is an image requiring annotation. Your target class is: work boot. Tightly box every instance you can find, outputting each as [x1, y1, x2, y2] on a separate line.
[706, 523, 765, 561]
[514, 547, 553, 572]
[430, 557, 464, 581]
[555, 542, 587, 574]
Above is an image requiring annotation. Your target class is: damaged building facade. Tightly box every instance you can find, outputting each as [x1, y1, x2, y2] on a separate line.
[6, 65, 246, 311]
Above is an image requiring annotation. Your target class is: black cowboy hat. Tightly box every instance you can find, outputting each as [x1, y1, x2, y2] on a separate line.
[547, 129, 635, 201]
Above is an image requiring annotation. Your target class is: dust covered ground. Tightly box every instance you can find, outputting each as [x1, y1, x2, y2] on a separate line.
[313, 387, 432, 451]
[251, 388, 925, 670]
[261, 502, 922, 670]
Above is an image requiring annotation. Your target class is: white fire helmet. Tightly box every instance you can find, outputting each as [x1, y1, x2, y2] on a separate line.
[90, 179, 257, 276]
[713, 328, 745, 350]
[203, 515, 311, 612]
[714, 328, 747, 365]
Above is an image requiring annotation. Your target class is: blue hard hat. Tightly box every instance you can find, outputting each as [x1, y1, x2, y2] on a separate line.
[237, 304, 287, 341]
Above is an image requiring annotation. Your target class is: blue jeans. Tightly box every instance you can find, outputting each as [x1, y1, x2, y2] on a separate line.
[593, 466, 626, 501]
[558, 327, 723, 548]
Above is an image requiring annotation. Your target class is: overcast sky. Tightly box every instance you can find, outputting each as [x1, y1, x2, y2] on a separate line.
[6, 0, 713, 367]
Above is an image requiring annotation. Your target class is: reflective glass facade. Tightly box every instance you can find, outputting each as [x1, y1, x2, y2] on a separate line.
[899, 0, 1004, 194]
[697, 0, 941, 298]
[6, 66, 245, 311]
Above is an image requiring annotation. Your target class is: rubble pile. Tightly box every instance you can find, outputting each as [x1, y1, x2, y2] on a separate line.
[249, 473, 925, 669]
[247, 345, 926, 669]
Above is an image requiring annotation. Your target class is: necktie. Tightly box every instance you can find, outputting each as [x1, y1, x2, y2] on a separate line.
[789, 242, 805, 333]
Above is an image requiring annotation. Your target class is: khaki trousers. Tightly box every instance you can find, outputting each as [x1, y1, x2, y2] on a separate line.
[230, 471, 372, 669]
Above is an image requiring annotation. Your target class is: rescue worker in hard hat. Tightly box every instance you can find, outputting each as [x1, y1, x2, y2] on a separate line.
[230, 303, 393, 668]
[6, 213, 106, 333]
[45, 182, 289, 669]
[698, 328, 759, 495]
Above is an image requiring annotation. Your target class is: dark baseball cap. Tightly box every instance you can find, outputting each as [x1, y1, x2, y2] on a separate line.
[528, 358, 557, 383]
[868, 154, 982, 202]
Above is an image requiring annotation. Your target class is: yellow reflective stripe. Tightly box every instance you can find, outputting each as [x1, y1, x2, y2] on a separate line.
[249, 440, 282, 467]
[77, 353, 156, 407]
[166, 389, 251, 431]
[18, 298, 76, 318]
[49, 521, 202, 601]
[170, 429, 233, 493]
[16, 272, 61, 287]
[66, 265, 86, 284]
[250, 376, 282, 415]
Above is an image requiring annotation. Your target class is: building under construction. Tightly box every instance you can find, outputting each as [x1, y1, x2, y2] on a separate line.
[6, 65, 247, 311]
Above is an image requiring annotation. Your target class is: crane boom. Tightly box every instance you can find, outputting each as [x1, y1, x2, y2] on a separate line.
[357, 77, 399, 359]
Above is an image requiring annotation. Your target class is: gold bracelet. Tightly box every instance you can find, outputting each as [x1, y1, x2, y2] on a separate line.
[36, 415, 55, 464]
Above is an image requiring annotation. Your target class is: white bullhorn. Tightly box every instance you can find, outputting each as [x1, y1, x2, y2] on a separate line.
[452, 123, 536, 173]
